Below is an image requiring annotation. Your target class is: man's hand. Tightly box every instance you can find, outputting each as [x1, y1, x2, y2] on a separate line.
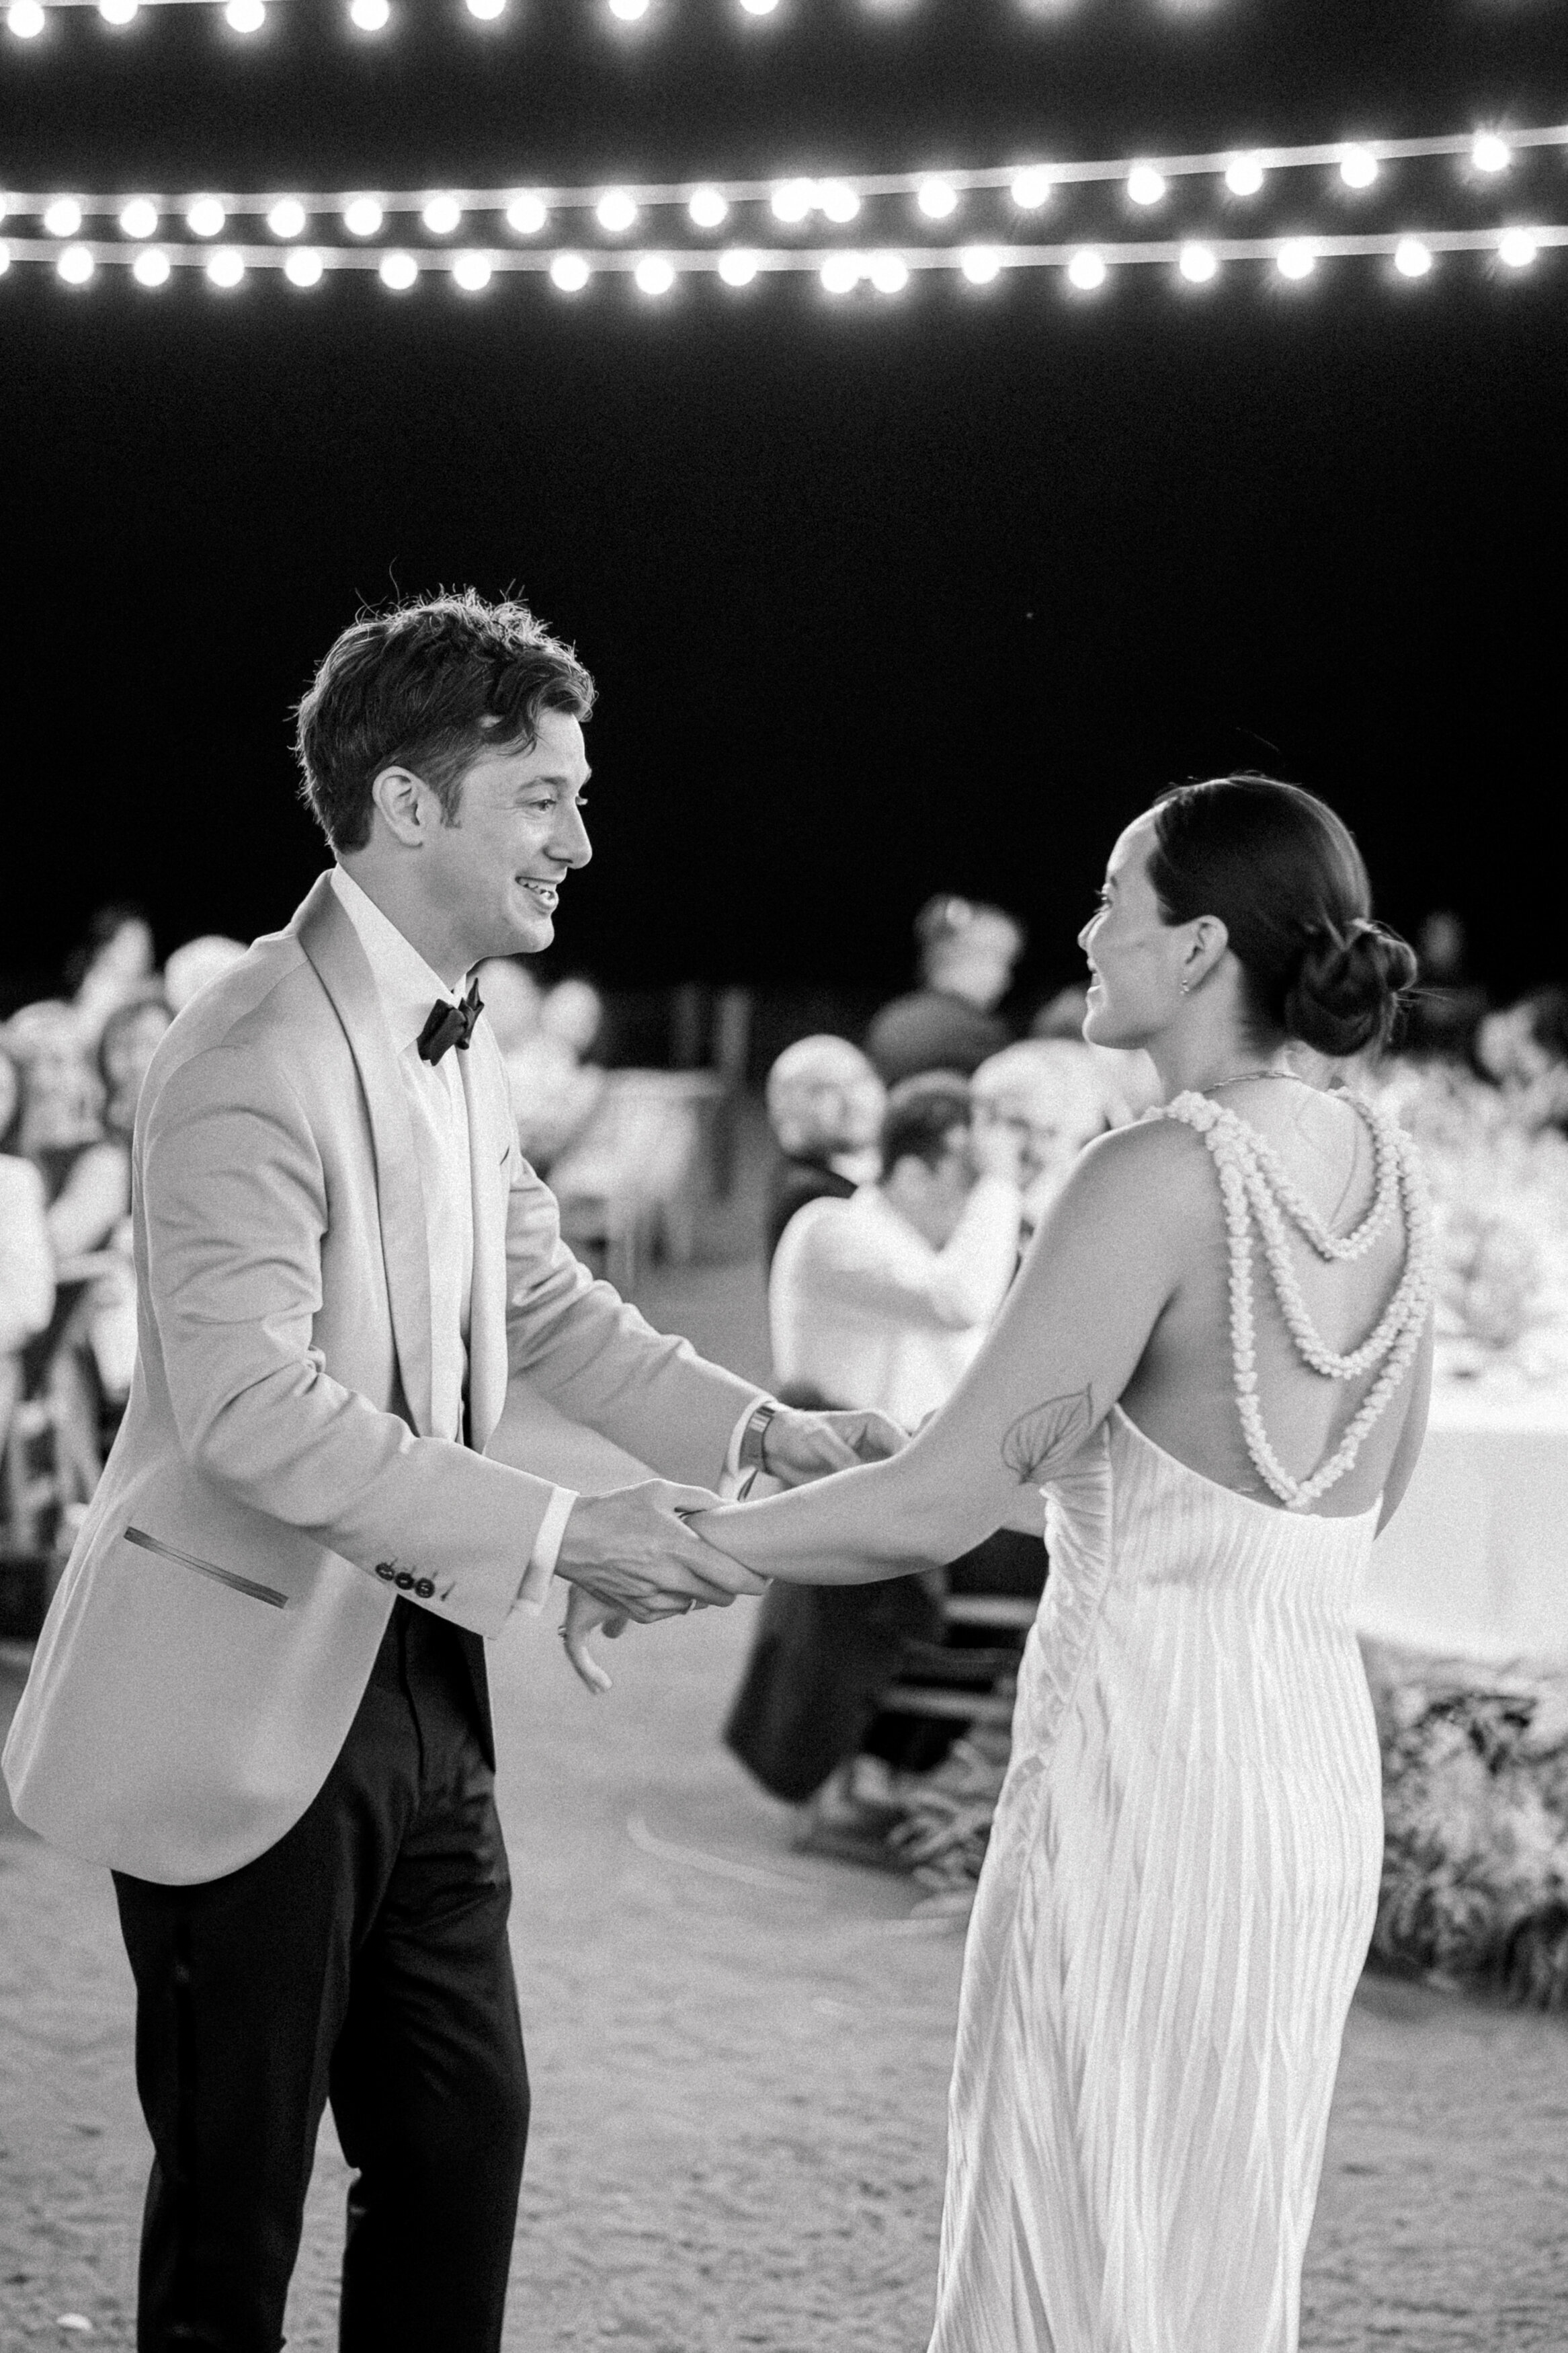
[760, 1406, 909, 1487]
[554, 1480, 769, 1622]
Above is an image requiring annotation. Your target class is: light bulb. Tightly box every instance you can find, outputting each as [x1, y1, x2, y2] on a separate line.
[132, 247, 170, 286]
[1339, 146, 1378, 190]
[7, 1, 46, 38]
[596, 189, 638, 234]
[739, 0, 778, 11]
[608, 0, 648, 17]
[343, 197, 383, 237]
[867, 251, 908, 294]
[466, 0, 505, 17]
[44, 197, 85, 238]
[819, 180, 860, 224]
[634, 253, 674, 296]
[119, 198, 159, 239]
[960, 246, 1001, 285]
[917, 177, 958, 220]
[349, 0, 389, 27]
[550, 251, 589, 291]
[225, 0, 265, 32]
[688, 186, 729, 230]
[1393, 237, 1432, 279]
[380, 251, 418, 289]
[1497, 227, 1538, 269]
[820, 252, 860, 294]
[1067, 247, 1106, 290]
[57, 245, 95, 284]
[1179, 241, 1217, 283]
[506, 193, 548, 235]
[0, 242, 10, 272]
[717, 247, 759, 286]
[267, 198, 306, 239]
[99, 0, 140, 24]
[1009, 167, 1053, 210]
[1472, 132, 1511, 176]
[284, 249, 324, 286]
[206, 247, 245, 287]
[452, 249, 492, 290]
[770, 179, 815, 224]
[187, 196, 226, 237]
[1276, 239, 1315, 280]
[422, 194, 462, 235]
[1126, 163, 1167, 207]
[1224, 154, 1265, 198]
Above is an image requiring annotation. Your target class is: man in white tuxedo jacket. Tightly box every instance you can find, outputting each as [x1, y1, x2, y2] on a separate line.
[3, 592, 897, 2353]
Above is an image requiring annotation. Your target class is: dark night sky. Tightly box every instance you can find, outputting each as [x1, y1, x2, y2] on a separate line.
[3, 0, 1565, 1000]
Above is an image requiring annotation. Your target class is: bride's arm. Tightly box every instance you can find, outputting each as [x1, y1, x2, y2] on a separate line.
[693, 1119, 1199, 1585]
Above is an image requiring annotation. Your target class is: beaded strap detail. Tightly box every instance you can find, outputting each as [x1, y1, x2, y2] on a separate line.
[1160, 1090, 1434, 1510]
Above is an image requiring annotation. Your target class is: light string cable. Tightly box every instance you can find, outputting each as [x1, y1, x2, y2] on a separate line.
[3, 122, 1564, 294]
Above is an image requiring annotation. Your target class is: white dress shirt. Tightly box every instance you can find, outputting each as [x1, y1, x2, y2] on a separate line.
[331, 869, 756, 1605]
[768, 1176, 1021, 1428]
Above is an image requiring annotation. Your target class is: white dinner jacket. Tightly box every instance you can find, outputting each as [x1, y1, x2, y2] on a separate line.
[3, 873, 759, 1884]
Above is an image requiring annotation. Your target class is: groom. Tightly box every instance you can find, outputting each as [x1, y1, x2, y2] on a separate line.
[3, 591, 900, 2352]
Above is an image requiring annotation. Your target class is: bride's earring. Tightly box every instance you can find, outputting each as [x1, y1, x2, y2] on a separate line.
[1180, 978, 1192, 996]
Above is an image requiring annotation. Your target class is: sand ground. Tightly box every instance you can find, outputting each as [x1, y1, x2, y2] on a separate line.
[3, 1247, 1567, 2350]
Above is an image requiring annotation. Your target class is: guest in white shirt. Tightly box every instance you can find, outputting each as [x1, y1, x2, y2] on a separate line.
[769, 1074, 1024, 1429]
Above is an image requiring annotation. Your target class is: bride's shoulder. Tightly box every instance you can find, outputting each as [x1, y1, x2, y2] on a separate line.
[1064, 1109, 1219, 1221]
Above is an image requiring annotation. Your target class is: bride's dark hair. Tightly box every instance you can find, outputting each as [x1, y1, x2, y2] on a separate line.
[1148, 775, 1417, 1058]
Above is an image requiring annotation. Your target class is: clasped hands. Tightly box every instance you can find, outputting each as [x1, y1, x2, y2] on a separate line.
[554, 1405, 905, 1693]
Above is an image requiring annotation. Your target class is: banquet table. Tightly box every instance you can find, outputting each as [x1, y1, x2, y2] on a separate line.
[1360, 1380, 1568, 1666]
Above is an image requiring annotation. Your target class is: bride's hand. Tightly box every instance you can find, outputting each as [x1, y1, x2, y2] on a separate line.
[559, 1584, 629, 1695]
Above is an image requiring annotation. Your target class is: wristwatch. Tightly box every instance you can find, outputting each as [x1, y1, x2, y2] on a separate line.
[737, 1399, 781, 1476]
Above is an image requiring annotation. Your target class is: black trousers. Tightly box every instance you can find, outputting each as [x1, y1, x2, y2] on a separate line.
[113, 1601, 529, 2353]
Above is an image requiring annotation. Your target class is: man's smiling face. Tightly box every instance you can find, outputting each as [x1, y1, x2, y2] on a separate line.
[424, 709, 594, 966]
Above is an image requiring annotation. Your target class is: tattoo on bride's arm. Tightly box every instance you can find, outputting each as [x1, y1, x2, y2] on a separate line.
[1000, 1388, 1095, 1484]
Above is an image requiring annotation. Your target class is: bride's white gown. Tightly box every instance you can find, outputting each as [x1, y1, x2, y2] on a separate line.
[929, 1403, 1383, 2353]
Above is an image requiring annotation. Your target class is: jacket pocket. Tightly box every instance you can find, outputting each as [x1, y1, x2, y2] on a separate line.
[122, 1526, 290, 1610]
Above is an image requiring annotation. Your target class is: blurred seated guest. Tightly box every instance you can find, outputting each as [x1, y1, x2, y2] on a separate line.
[769, 1074, 1024, 1427]
[163, 934, 247, 1014]
[5, 1002, 105, 1218]
[763, 1035, 886, 1267]
[726, 1080, 1024, 1814]
[1475, 986, 1568, 1134]
[1401, 908, 1489, 1061]
[864, 895, 1024, 1086]
[972, 1038, 1134, 1236]
[481, 959, 607, 1170]
[81, 994, 174, 1410]
[0, 1045, 55, 1469]
[64, 902, 157, 1049]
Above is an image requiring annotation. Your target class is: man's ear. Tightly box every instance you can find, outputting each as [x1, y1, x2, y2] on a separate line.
[368, 765, 434, 849]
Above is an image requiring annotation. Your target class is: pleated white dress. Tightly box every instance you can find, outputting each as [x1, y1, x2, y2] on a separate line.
[930, 1404, 1383, 2353]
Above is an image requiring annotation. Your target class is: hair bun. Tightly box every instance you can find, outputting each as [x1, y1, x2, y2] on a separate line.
[1282, 918, 1418, 1056]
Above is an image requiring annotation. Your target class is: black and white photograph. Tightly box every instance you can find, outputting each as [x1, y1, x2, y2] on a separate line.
[2, 0, 1567, 2345]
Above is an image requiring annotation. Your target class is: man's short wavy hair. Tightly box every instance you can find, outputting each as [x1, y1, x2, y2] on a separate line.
[294, 590, 596, 853]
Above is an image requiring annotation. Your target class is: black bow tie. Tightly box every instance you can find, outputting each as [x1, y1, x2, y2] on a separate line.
[417, 980, 484, 1066]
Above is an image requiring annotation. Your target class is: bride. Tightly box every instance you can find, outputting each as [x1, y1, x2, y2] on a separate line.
[572, 774, 1435, 2353]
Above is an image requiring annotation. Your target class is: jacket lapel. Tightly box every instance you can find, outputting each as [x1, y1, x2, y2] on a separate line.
[294, 874, 436, 1437]
[459, 1035, 510, 1454]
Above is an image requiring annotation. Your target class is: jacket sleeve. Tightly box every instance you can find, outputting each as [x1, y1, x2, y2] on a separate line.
[140, 1044, 557, 1638]
[499, 1154, 762, 1489]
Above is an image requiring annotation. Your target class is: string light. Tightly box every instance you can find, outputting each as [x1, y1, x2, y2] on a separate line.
[608, 0, 648, 17]
[1498, 227, 1538, 267]
[466, 0, 506, 18]
[820, 251, 860, 294]
[380, 249, 417, 288]
[43, 197, 83, 237]
[1126, 163, 1167, 207]
[186, 196, 225, 237]
[206, 247, 244, 286]
[452, 249, 492, 290]
[57, 243, 94, 282]
[917, 177, 958, 220]
[119, 198, 159, 238]
[771, 180, 815, 225]
[688, 186, 729, 229]
[349, 0, 388, 26]
[6, 0, 45, 32]
[132, 245, 169, 284]
[1393, 235, 1432, 278]
[506, 193, 548, 235]
[1179, 239, 1218, 282]
[283, 247, 323, 285]
[99, 0, 138, 23]
[596, 189, 638, 233]
[718, 247, 760, 284]
[1011, 169, 1053, 210]
[550, 251, 590, 290]
[1472, 133, 1512, 175]
[343, 196, 383, 237]
[740, 0, 779, 13]
[1067, 247, 1106, 289]
[868, 251, 909, 294]
[634, 253, 675, 294]
[224, 0, 263, 31]
[960, 245, 1001, 284]
[1276, 239, 1315, 278]
[1225, 155, 1266, 197]
[266, 197, 306, 238]
[819, 180, 861, 224]
[1339, 145, 1379, 190]
[422, 194, 462, 235]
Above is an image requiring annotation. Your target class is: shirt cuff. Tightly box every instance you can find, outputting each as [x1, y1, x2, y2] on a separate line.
[720, 1395, 776, 1499]
[514, 1484, 579, 1615]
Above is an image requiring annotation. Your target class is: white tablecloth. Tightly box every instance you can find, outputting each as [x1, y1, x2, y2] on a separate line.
[1360, 1383, 1568, 1666]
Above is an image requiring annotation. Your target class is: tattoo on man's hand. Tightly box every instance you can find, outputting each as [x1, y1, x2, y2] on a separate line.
[1001, 1388, 1094, 1483]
